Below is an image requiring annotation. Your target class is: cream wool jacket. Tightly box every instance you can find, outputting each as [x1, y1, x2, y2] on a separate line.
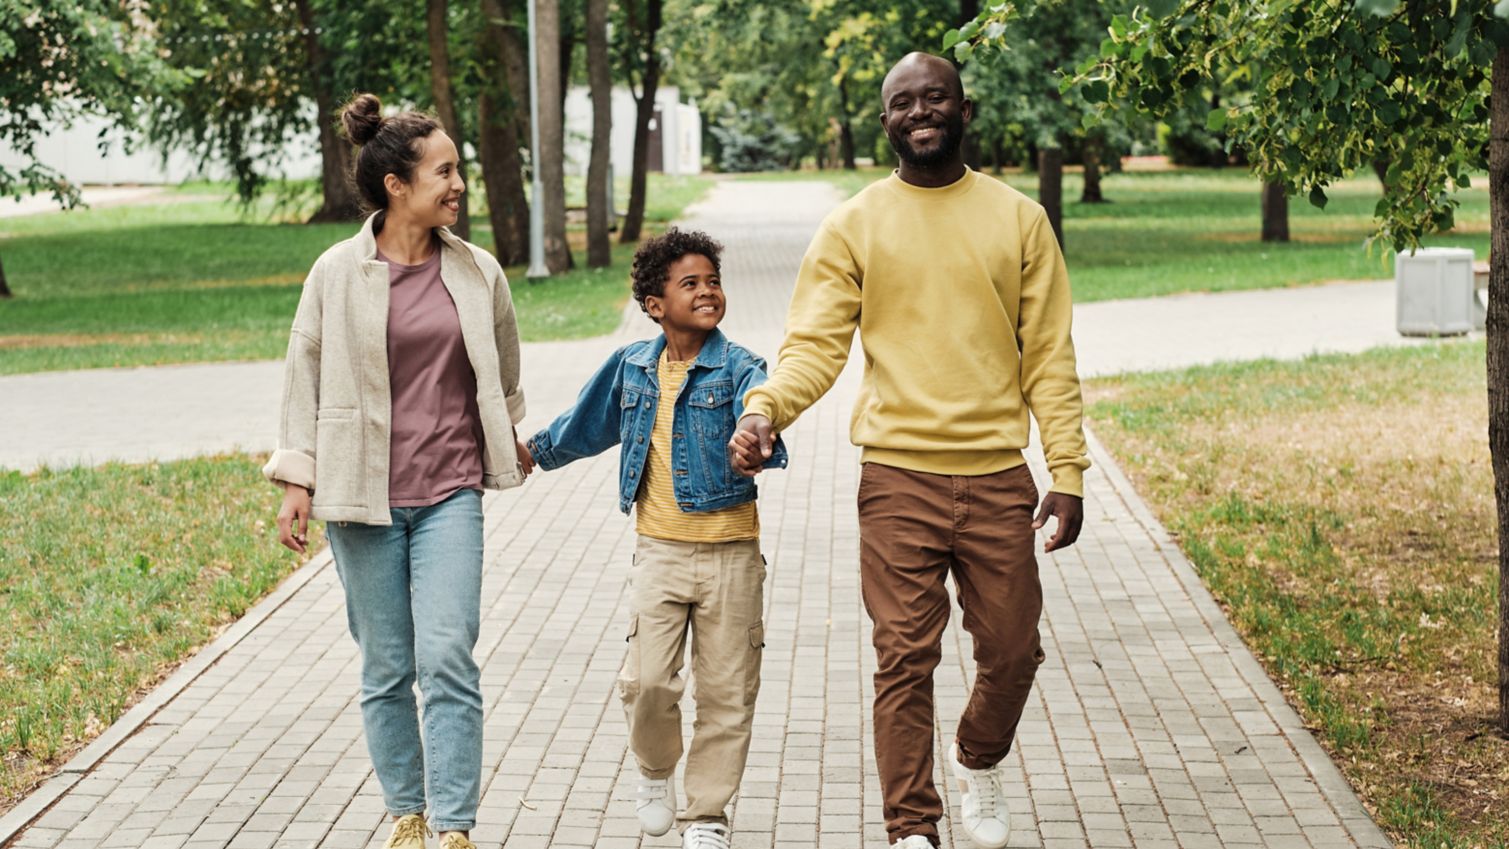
[261, 213, 527, 525]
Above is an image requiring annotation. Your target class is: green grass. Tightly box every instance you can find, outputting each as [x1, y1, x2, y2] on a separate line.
[738, 165, 1492, 302]
[0, 174, 713, 374]
[0, 455, 321, 810]
[1086, 341, 1507, 849]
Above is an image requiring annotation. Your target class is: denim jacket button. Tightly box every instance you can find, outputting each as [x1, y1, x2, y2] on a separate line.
[637, 436, 644, 444]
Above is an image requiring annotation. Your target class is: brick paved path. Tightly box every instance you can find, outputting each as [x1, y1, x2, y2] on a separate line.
[3, 181, 1391, 849]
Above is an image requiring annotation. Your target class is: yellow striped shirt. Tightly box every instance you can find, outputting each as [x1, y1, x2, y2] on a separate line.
[635, 353, 759, 542]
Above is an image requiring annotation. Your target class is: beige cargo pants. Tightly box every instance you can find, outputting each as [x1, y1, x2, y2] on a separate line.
[618, 535, 766, 825]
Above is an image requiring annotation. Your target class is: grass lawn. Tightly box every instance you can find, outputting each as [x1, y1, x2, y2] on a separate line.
[0, 173, 713, 375]
[1085, 341, 1505, 849]
[739, 165, 1491, 303]
[0, 455, 321, 812]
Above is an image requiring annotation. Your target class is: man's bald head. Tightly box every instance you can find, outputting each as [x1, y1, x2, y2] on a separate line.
[881, 52, 965, 105]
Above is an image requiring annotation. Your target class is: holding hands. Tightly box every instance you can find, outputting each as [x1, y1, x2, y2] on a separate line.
[728, 414, 774, 478]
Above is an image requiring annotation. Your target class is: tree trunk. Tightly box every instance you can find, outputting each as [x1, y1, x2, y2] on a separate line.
[294, 0, 362, 223]
[837, 79, 857, 171]
[536, 0, 572, 271]
[1081, 134, 1105, 203]
[0, 253, 11, 298]
[586, 0, 612, 267]
[1488, 45, 1509, 735]
[1039, 145, 1064, 249]
[1261, 180, 1289, 242]
[478, 0, 530, 265]
[426, 0, 470, 240]
[620, 0, 663, 244]
[1373, 157, 1390, 184]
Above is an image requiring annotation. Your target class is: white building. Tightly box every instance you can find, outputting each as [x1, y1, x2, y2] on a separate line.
[0, 88, 700, 187]
[563, 85, 702, 178]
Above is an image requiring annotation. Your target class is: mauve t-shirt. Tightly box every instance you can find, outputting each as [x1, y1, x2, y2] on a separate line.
[380, 244, 485, 508]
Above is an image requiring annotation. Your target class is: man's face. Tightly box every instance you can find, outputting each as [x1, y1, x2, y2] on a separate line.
[880, 62, 971, 168]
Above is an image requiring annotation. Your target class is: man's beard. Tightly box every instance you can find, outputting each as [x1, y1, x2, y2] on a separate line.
[888, 112, 965, 168]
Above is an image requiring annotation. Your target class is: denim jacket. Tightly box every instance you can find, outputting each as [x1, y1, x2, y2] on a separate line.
[527, 329, 789, 514]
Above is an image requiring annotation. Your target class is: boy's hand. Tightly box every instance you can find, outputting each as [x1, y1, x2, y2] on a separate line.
[729, 414, 773, 477]
[1033, 491, 1084, 552]
[514, 428, 534, 476]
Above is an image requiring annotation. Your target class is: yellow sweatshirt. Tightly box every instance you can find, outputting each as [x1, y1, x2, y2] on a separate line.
[743, 168, 1090, 496]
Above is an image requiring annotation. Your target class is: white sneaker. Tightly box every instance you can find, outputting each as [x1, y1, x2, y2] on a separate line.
[894, 836, 935, 849]
[634, 772, 676, 836]
[950, 742, 1011, 849]
[682, 821, 731, 849]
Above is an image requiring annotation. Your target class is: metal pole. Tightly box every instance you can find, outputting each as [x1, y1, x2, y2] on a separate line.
[526, 0, 548, 280]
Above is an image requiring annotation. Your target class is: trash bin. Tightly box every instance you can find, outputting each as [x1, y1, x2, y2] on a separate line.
[1396, 247, 1481, 336]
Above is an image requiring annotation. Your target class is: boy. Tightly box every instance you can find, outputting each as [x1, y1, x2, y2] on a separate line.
[523, 228, 787, 849]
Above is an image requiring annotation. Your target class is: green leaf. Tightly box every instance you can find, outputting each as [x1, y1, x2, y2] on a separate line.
[943, 28, 962, 50]
[1496, 0, 1509, 18]
[1084, 80, 1111, 103]
[1309, 185, 1329, 210]
[1353, 0, 1399, 16]
[959, 20, 981, 41]
[1110, 14, 1129, 39]
[954, 41, 974, 63]
[1206, 107, 1228, 131]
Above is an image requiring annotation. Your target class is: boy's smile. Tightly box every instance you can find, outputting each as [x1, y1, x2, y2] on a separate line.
[647, 253, 725, 337]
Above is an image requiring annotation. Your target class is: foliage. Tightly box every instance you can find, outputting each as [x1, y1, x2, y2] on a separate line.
[962, 0, 1509, 251]
[0, 1, 179, 206]
[708, 107, 806, 172]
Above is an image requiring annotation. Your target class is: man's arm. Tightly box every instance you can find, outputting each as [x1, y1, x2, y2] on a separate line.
[1018, 207, 1091, 551]
[732, 222, 862, 473]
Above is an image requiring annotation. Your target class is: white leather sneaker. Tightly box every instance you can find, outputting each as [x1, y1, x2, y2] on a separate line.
[634, 772, 676, 836]
[893, 836, 935, 849]
[950, 742, 1011, 849]
[682, 821, 731, 849]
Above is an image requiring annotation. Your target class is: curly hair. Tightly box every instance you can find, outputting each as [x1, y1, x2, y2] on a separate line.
[631, 228, 725, 323]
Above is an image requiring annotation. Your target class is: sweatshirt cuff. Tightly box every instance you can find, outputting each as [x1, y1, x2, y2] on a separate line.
[263, 449, 316, 491]
[741, 394, 776, 425]
[1047, 465, 1085, 499]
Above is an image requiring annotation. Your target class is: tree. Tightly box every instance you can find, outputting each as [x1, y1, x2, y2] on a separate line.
[618, 0, 663, 243]
[478, 0, 531, 265]
[145, 1, 412, 220]
[586, 0, 614, 266]
[1, 1, 175, 298]
[427, 0, 471, 239]
[535, 0, 573, 271]
[964, 0, 1509, 732]
[946, 0, 1129, 248]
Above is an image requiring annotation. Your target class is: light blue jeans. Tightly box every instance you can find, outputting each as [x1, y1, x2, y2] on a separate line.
[327, 488, 484, 832]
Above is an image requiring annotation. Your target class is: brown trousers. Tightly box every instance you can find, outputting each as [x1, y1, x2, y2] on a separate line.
[858, 462, 1045, 845]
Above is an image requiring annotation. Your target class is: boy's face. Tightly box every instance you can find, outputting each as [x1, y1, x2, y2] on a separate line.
[645, 253, 725, 333]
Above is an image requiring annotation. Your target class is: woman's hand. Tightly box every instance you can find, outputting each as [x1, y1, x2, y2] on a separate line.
[514, 428, 534, 477]
[277, 483, 313, 554]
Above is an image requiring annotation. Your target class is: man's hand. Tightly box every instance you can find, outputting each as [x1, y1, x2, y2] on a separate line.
[1033, 491, 1084, 553]
[729, 414, 774, 478]
[277, 483, 313, 554]
[514, 427, 534, 477]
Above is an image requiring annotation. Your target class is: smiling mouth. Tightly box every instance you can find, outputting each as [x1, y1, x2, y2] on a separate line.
[694, 303, 720, 314]
[908, 126, 941, 142]
[442, 198, 460, 210]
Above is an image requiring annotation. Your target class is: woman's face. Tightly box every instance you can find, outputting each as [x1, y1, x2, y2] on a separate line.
[390, 130, 465, 229]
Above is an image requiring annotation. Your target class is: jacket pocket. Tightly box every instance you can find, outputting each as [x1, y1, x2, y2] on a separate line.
[313, 408, 362, 507]
[688, 380, 738, 492]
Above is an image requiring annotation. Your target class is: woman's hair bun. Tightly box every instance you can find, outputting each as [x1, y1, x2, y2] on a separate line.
[341, 93, 384, 146]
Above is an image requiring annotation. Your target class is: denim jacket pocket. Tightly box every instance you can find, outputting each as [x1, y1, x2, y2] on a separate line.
[686, 379, 740, 494]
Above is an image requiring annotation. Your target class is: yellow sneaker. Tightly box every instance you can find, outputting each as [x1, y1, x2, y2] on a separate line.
[384, 814, 431, 849]
[439, 833, 476, 849]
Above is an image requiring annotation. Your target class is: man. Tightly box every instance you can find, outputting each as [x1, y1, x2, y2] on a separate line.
[728, 52, 1089, 849]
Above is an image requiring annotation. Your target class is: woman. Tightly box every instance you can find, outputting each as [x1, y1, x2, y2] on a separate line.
[264, 92, 532, 849]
